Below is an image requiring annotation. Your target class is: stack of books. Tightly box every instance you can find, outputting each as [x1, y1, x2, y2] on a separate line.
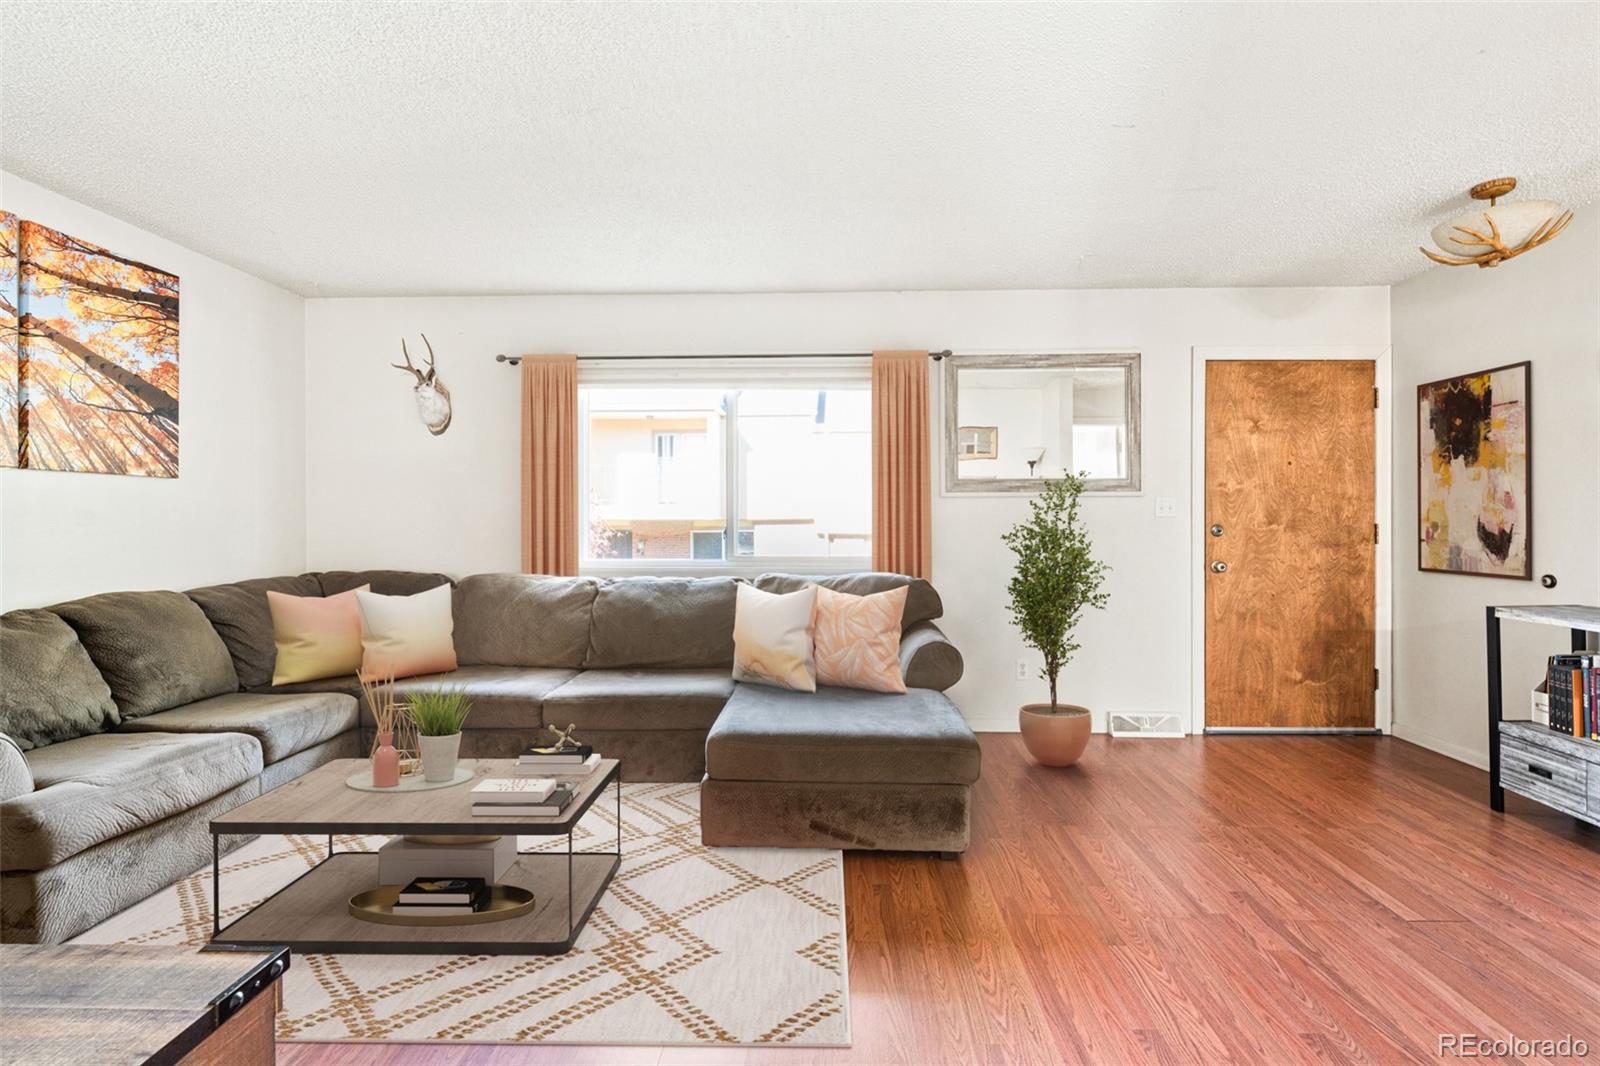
[393, 876, 490, 916]
[1546, 653, 1599, 739]
[511, 751, 602, 777]
[470, 776, 576, 817]
[513, 743, 600, 776]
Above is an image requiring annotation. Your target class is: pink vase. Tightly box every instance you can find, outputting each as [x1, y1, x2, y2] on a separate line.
[372, 730, 400, 787]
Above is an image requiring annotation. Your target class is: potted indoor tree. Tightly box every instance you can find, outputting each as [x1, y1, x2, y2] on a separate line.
[406, 690, 472, 782]
[1002, 473, 1109, 766]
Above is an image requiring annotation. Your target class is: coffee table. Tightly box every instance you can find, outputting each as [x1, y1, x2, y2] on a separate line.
[208, 757, 620, 955]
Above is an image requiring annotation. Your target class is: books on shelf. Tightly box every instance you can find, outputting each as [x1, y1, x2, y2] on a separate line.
[377, 834, 515, 885]
[393, 876, 490, 915]
[511, 753, 602, 777]
[1544, 653, 1599, 740]
[471, 782, 576, 818]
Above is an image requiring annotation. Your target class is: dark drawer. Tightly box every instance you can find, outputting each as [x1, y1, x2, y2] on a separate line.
[1501, 734, 1587, 815]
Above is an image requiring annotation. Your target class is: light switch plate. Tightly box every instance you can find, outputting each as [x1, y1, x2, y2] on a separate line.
[1154, 496, 1178, 517]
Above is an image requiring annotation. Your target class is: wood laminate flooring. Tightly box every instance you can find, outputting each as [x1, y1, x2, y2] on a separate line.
[280, 734, 1600, 1065]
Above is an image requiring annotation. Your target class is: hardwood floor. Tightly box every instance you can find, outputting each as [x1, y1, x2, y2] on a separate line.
[280, 734, 1600, 1065]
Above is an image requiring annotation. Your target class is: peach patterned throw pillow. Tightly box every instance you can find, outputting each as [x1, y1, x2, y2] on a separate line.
[732, 583, 817, 692]
[267, 585, 368, 685]
[812, 584, 908, 693]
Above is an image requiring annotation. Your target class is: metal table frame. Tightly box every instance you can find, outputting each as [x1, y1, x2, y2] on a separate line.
[209, 763, 622, 955]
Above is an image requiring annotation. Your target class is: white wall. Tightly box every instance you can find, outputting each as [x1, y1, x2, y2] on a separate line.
[0, 173, 307, 608]
[304, 286, 1388, 731]
[1391, 208, 1600, 768]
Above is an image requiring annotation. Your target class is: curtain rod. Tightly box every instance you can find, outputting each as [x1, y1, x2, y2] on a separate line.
[494, 350, 951, 366]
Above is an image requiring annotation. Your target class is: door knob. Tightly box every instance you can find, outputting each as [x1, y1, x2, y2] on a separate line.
[1209, 523, 1225, 537]
[1210, 561, 1229, 573]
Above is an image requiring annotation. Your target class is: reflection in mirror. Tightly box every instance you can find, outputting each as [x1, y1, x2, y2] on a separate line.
[944, 354, 1140, 493]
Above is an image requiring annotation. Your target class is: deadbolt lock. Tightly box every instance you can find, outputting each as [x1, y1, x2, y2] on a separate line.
[1209, 523, 1225, 537]
[1210, 561, 1229, 573]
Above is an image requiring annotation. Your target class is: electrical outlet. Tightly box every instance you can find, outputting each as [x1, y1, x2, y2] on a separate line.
[1016, 659, 1029, 680]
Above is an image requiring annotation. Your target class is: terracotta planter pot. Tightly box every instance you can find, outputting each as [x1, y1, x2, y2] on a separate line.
[1019, 704, 1091, 766]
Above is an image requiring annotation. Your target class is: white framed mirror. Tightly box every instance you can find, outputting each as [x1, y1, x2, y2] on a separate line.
[943, 352, 1141, 493]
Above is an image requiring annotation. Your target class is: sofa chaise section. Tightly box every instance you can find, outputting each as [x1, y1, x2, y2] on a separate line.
[702, 684, 981, 855]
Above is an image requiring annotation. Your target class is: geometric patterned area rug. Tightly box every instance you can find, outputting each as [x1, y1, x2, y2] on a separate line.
[72, 782, 849, 1047]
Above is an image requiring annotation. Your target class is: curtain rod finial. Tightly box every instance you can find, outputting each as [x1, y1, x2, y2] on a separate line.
[931, 349, 952, 360]
[496, 354, 521, 366]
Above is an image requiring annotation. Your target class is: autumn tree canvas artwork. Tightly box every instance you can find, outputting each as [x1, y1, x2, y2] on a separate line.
[0, 218, 179, 477]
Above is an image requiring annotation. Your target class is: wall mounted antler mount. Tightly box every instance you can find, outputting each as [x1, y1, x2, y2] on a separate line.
[392, 333, 452, 435]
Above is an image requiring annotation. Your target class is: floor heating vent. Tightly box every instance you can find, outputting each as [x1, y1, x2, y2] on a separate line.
[1108, 712, 1184, 738]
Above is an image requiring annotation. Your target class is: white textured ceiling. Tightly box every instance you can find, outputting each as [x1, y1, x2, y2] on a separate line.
[2, 2, 1596, 297]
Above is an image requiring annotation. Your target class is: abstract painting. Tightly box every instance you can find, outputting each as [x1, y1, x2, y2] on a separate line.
[6, 221, 179, 476]
[1418, 361, 1530, 578]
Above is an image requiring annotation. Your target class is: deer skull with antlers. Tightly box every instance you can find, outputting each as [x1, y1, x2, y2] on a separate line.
[392, 334, 452, 435]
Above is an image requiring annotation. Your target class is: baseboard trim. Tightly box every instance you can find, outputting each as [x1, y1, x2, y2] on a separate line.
[964, 716, 1021, 733]
[1392, 725, 1489, 771]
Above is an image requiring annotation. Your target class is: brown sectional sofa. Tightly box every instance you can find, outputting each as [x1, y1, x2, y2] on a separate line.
[1, 568, 978, 944]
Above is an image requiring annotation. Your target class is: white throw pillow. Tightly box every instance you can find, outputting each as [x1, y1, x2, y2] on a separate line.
[356, 583, 458, 681]
[732, 583, 818, 692]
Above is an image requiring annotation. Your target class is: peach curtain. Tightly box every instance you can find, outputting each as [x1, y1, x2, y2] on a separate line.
[871, 350, 932, 580]
[520, 355, 579, 576]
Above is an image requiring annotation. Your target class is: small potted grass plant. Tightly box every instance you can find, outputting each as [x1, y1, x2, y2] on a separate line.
[406, 689, 472, 782]
[1001, 473, 1109, 766]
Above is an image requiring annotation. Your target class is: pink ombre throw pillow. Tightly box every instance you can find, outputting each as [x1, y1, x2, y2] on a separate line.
[266, 585, 368, 685]
[355, 584, 458, 681]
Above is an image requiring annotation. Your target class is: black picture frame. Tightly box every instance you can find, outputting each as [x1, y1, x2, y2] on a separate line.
[1416, 359, 1532, 580]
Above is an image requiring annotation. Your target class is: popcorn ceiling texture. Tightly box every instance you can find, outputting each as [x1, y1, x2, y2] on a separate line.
[2, 1, 1596, 297]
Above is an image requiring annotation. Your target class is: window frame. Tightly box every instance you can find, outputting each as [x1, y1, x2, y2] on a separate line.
[577, 357, 874, 578]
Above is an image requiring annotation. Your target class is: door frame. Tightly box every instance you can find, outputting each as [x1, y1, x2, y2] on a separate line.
[1189, 345, 1393, 735]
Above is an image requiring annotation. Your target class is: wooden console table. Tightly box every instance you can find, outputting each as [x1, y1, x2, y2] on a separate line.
[0, 944, 287, 1066]
[1486, 604, 1600, 821]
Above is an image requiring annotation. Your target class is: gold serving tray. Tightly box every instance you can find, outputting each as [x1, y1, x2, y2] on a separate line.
[348, 884, 536, 926]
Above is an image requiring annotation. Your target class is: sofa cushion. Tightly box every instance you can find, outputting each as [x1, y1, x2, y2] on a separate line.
[585, 577, 739, 668]
[390, 666, 576, 731]
[706, 684, 980, 786]
[185, 574, 323, 690]
[0, 609, 119, 749]
[453, 574, 599, 669]
[754, 572, 942, 631]
[315, 570, 452, 597]
[545, 669, 735, 732]
[50, 591, 239, 719]
[0, 733, 31, 801]
[249, 674, 367, 707]
[115, 691, 358, 764]
[2, 731, 262, 871]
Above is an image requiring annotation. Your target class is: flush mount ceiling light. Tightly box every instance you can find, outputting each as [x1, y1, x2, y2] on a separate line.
[1420, 177, 1574, 268]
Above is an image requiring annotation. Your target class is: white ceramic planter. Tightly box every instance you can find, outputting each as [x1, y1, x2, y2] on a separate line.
[418, 732, 463, 783]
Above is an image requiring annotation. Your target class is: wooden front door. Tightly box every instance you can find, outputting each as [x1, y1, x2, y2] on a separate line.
[1205, 359, 1377, 730]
